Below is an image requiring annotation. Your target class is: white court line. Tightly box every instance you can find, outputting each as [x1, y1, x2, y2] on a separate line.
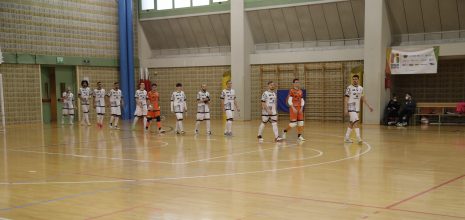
[209, 148, 323, 163]
[7, 142, 297, 165]
[0, 142, 372, 185]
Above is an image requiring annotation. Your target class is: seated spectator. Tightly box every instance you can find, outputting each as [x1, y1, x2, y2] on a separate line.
[383, 94, 400, 125]
[397, 93, 416, 127]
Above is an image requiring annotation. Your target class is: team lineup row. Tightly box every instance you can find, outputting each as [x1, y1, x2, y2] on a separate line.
[59, 75, 372, 143]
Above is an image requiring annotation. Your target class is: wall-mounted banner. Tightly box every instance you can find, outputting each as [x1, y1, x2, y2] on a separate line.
[386, 47, 439, 75]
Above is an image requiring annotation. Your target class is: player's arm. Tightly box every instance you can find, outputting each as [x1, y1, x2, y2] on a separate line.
[197, 93, 202, 104]
[361, 95, 374, 112]
[261, 93, 271, 115]
[121, 96, 125, 108]
[184, 94, 187, 112]
[287, 91, 297, 113]
[344, 88, 350, 114]
[220, 91, 225, 111]
[300, 98, 305, 112]
[170, 93, 174, 113]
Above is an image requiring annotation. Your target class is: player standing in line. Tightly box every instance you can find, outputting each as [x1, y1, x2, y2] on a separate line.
[107, 82, 124, 129]
[221, 80, 239, 136]
[344, 75, 373, 143]
[78, 80, 92, 126]
[61, 87, 75, 125]
[282, 79, 306, 141]
[133, 82, 148, 130]
[195, 84, 212, 135]
[257, 81, 283, 142]
[171, 83, 187, 135]
[93, 82, 106, 128]
[146, 83, 165, 133]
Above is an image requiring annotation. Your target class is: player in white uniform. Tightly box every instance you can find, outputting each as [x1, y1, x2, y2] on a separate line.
[78, 80, 92, 126]
[61, 87, 75, 125]
[195, 84, 211, 135]
[93, 82, 106, 128]
[133, 82, 148, 130]
[344, 75, 373, 143]
[257, 81, 283, 142]
[221, 80, 240, 136]
[107, 82, 124, 129]
[171, 83, 187, 135]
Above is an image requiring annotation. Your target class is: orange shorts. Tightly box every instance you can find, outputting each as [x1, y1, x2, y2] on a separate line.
[290, 107, 304, 122]
[147, 110, 160, 119]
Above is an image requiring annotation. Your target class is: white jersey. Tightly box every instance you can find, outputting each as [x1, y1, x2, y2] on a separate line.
[197, 90, 210, 113]
[171, 91, 187, 112]
[78, 87, 92, 105]
[345, 85, 364, 112]
[93, 88, 106, 107]
[197, 90, 210, 107]
[261, 90, 277, 115]
[135, 90, 147, 106]
[221, 89, 236, 111]
[62, 92, 74, 108]
[107, 89, 123, 107]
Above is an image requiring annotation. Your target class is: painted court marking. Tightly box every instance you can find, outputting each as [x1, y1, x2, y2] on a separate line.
[0, 142, 372, 185]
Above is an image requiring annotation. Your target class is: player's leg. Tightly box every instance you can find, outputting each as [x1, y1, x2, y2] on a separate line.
[195, 112, 203, 134]
[225, 110, 234, 135]
[142, 105, 148, 131]
[257, 115, 268, 141]
[62, 107, 68, 125]
[82, 104, 90, 126]
[133, 106, 141, 129]
[283, 108, 298, 138]
[69, 108, 75, 125]
[353, 115, 362, 143]
[296, 110, 305, 141]
[205, 112, 211, 135]
[176, 112, 184, 134]
[345, 112, 358, 143]
[271, 116, 282, 141]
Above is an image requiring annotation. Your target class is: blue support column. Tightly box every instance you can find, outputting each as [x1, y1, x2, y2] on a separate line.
[126, 0, 136, 119]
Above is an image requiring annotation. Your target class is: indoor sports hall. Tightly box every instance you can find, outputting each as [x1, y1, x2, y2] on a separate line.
[1, 0, 465, 219]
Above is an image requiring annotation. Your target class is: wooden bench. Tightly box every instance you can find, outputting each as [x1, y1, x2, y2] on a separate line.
[414, 102, 464, 125]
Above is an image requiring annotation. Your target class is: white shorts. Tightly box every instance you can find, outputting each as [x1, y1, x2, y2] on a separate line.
[349, 112, 359, 123]
[111, 106, 121, 116]
[62, 108, 74, 116]
[225, 110, 234, 120]
[96, 106, 105, 115]
[81, 104, 90, 113]
[175, 112, 184, 120]
[197, 113, 210, 121]
[134, 104, 148, 117]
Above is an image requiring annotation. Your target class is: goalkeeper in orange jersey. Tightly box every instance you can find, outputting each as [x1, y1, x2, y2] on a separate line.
[282, 78, 306, 141]
[146, 83, 165, 133]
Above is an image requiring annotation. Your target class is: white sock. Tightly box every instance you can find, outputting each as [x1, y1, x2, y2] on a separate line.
[345, 128, 352, 139]
[272, 122, 279, 138]
[62, 116, 65, 123]
[227, 121, 232, 133]
[114, 117, 119, 127]
[84, 113, 90, 124]
[143, 117, 147, 128]
[355, 128, 361, 139]
[133, 117, 139, 127]
[206, 120, 211, 132]
[175, 121, 179, 132]
[258, 123, 265, 136]
[179, 120, 184, 131]
[195, 121, 200, 131]
[109, 116, 114, 125]
[70, 115, 74, 124]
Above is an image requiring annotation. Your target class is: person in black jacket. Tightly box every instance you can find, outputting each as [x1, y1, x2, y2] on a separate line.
[397, 93, 416, 127]
[383, 94, 401, 125]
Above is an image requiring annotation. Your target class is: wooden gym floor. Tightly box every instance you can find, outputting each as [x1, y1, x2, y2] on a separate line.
[0, 120, 464, 219]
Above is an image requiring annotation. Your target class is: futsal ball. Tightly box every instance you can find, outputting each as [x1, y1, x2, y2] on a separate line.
[420, 117, 429, 124]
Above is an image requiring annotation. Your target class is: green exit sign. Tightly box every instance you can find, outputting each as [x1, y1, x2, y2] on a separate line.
[56, 57, 64, 64]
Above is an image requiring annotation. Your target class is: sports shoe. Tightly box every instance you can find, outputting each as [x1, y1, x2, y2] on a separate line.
[257, 135, 264, 142]
[357, 138, 363, 144]
[114, 126, 120, 130]
[282, 131, 287, 139]
[159, 128, 166, 133]
[344, 137, 353, 143]
[207, 131, 212, 135]
[109, 125, 114, 129]
[298, 136, 306, 141]
[180, 131, 185, 135]
[275, 137, 283, 142]
[195, 130, 199, 135]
